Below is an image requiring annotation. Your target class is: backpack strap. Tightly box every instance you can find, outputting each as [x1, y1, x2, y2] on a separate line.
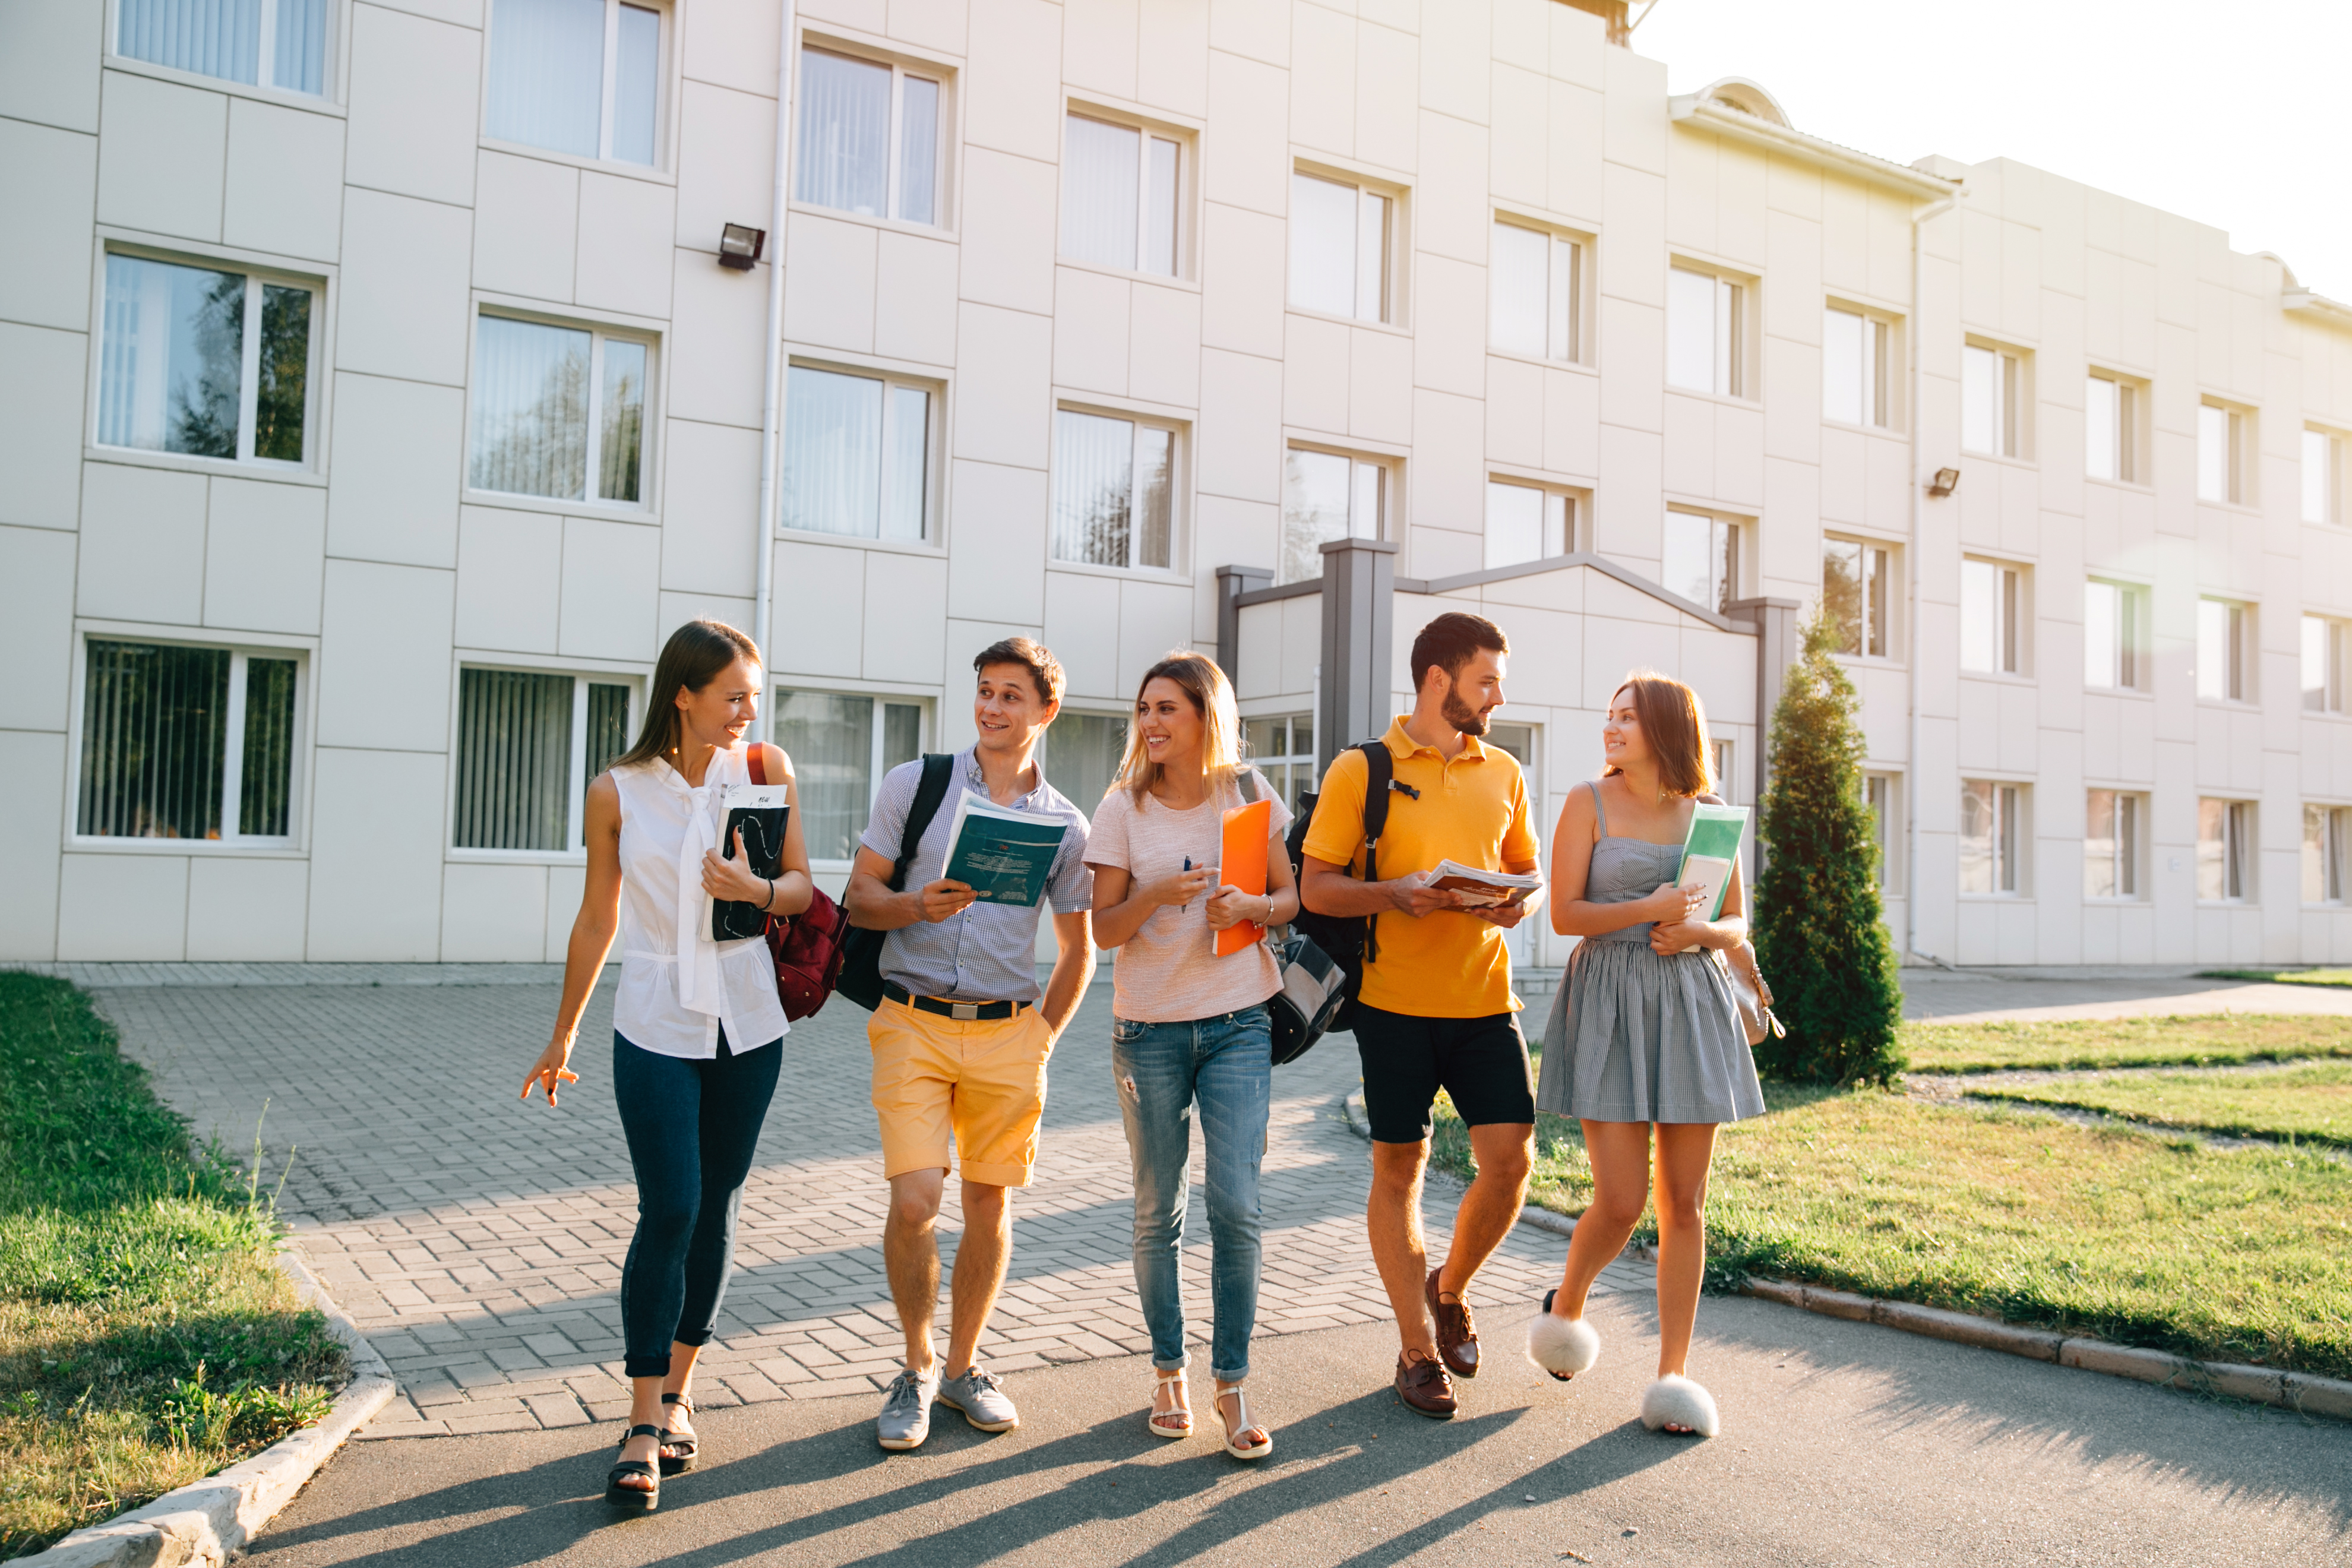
[1236, 767, 1262, 804]
[1355, 740, 1397, 964]
[889, 754, 956, 893]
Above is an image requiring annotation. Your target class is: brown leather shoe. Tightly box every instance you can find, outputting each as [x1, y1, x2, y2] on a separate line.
[1394, 1349, 1458, 1419]
[1425, 1268, 1480, 1379]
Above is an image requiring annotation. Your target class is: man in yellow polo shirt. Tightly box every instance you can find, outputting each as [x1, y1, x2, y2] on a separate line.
[1300, 611, 1542, 1420]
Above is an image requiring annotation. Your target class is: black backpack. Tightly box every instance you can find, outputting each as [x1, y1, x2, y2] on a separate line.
[1284, 740, 1406, 1036]
[837, 753, 956, 1011]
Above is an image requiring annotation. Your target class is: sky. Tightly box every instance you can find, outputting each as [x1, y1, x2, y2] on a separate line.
[1632, 0, 2352, 299]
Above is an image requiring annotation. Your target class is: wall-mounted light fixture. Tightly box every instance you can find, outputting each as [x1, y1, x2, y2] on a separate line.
[1928, 466, 1961, 498]
[718, 224, 767, 270]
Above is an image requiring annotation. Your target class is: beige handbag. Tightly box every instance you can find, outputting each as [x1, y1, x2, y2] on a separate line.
[1714, 940, 1785, 1047]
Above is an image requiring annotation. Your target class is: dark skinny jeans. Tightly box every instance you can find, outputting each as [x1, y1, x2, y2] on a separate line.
[613, 1026, 781, 1378]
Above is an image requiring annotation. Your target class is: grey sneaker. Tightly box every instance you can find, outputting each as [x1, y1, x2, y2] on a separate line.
[937, 1364, 1019, 1432]
[877, 1365, 939, 1451]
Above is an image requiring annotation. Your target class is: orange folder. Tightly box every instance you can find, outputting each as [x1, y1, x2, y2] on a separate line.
[1214, 798, 1273, 956]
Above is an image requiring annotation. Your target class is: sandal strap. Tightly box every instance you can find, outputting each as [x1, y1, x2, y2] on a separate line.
[1219, 1387, 1263, 1439]
[609, 1460, 658, 1480]
[660, 1392, 693, 1410]
[622, 1422, 665, 1441]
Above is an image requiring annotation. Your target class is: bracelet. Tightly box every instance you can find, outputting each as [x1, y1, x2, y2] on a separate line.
[760, 878, 776, 911]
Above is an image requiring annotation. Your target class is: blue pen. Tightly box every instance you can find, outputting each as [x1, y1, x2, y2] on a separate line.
[1181, 856, 1191, 910]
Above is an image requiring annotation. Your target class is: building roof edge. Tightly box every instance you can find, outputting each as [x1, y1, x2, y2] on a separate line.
[1667, 96, 1961, 200]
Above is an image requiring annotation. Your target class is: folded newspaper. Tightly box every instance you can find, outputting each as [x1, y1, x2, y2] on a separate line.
[1425, 860, 1545, 908]
[940, 792, 1070, 907]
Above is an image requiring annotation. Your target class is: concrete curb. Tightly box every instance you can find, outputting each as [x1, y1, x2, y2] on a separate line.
[38, 1247, 397, 1567]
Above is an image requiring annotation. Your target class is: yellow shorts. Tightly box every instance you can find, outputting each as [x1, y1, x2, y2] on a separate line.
[868, 997, 1053, 1188]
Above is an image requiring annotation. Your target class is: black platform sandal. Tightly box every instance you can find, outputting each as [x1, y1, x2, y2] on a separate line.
[659, 1392, 698, 1475]
[606, 1424, 663, 1511]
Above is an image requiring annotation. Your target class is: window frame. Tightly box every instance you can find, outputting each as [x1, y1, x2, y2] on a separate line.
[1959, 556, 2029, 677]
[1489, 216, 1589, 367]
[1960, 339, 2029, 460]
[2305, 802, 2352, 905]
[2084, 369, 2145, 485]
[2082, 786, 2146, 902]
[2303, 612, 2349, 716]
[1822, 302, 1895, 430]
[2084, 577, 2149, 693]
[2195, 595, 2256, 704]
[1482, 478, 1581, 570]
[1661, 506, 1743, 616]
[1048, 402, 1187, 576]
[1241, 711, 1319, 815]
[1861, 770, 1902, 894]
[2196, 796, 2257, 903]
[2197, 399, 2253, 507]
[480, 0, 674, 170]
[1288, 165, 1402, 327]
[1822, 533, 1899, 662]
[792, 40, 951, 229]
[1665, 260, 1751, 400]
[1059, 105, 1192, 281]
[1278, 443, 1395, 586]
[2304, 426, 2346, 526]
[463, 306, 659, 516]
[447, 664, 643, 861]
[109, 0, 340, 102]
[1958, 776, 2029, 897]
[773, 685, 931, 870]
[778, 358, 942, 548]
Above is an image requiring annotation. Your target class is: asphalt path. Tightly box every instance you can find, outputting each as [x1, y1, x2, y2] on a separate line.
[250, 1292, 2350, 1566]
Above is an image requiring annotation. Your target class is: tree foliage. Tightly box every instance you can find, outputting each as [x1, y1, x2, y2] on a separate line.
[1752, 609, 1906, 1083]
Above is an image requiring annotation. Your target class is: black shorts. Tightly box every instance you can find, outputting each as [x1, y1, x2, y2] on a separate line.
[1353, 1005, 1535, 1145]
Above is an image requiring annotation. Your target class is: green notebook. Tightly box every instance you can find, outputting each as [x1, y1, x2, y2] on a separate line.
[1676, 803, 1749, 921]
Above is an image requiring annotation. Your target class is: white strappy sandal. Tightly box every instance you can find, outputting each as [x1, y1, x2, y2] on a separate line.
[1213, 1382, 1272, 1461]
[1147, 1368, 1192, 1439]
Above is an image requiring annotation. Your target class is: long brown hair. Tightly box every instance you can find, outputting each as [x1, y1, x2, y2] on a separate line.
[1112, 652, 1243, 806]
[613, 619, 762, 770]
[1602, 669, 1713, 798]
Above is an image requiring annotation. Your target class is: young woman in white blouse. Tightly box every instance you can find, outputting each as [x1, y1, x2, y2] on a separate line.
[520, 619, 811, 1511]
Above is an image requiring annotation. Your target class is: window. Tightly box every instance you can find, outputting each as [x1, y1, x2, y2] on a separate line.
[1961, 343, 2024, 458]
[782, 366, 932, 541]
[1662, 508, 1737, 614]
[796, 46, 941, 224]
[1063, 114, 1181, 276]
[77, 638, 301, 843]
[1052, 409, 1175, 571]
[2196, 597, 2253, 703]
[1666, 266, 1742, 396]
[1822, 306, 1889, 427]
[2196, 798, 2255, 902]
[486, 0, 663, 165]
[2304, 615, 2348, 714]
[2085, 374, 2139, 482]
[2084, 789, 2142, 900]
[1289, 171, 1392, 324]
[1490, 221, 1582, 362]
[1822, 537, 1892, 658]
[2084, 580, 2145, 691]
[2306, 428, 2344, 525]
[114, 0, 329, 95]
[2306, 804, 2351, 903]
[1861, 772, 1899, 891]
[1959, 558, 2024, 674]
[98, 254, 315, 467]
[1484, 481, 1574, 570]
[1279, 448, 1386, 586]
[1715, 741, 1738, 805]
[2198, 402, 2247, 504]
[1959, 778, 2024, 895]
[774, 690, 924, 862]
[1036, 711, 1127, 815]
[453, 670, 633, 852]
[469, 315, 649, 505]
[1244, 713, 1316, 814]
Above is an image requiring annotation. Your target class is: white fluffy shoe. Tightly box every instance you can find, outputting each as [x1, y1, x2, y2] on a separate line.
[1525, 1289, 1601, 1382]
[1639, 1374, 1720, 1438]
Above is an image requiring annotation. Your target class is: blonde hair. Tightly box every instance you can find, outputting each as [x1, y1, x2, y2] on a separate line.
[1114, 652, 1244, 806]
[1602, 669, 1715, 798]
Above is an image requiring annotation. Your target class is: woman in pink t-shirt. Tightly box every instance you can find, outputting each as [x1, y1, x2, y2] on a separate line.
[1087, 652, 1299, 1462]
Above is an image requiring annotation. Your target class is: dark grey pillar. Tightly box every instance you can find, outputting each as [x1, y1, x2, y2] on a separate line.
[1317, 538, 1397, 771]
[1726, 595, 1801, 807]
[1213, 564, 1272, 685]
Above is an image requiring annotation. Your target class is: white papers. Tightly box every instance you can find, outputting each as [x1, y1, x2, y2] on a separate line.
[1679, 854, 1733, 920]
[720, 783, 790, 813]
[1425, 859, 1545, 908]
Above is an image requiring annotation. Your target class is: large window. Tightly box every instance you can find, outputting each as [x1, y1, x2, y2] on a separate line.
[1822, 306, 1889, 428]
[1063, 114, 1180, 277]
[774, 690, 924, 862]
[1959, 778, 2024, 896]
[2084, 580, 2145, 691]
[2306, 804, 2351, 904]
[99, 254, 315, 467]
[2085, 373, 2139, 482]
[796, 46, 941, 225]
[77, 638, 301, 843]
[2196, 596, 2253, 703]
[2084, 789, 2142, 900]
[115, 0, 329, 95]
[486, 0, 663, 165]
[1279, 448, 1387, 586]
[1823, 536, 1892, 659]
[1667, 266, 1743, 396]
[469, 315, 649, 505]
[1960, 557, 2024, 675]
[1289, 171, 1392, 324]
[2304, 428, 2344, 526]
[1052, 409, 1175, 571]
[1484, 481, 1574, 570]
[1244, 713, 1316, 814]
[2304, 615, 2348, 714]
[2197, 797, 2255, 902]
[1662, 509, 1737, 615]
[453, 669, 631, 851]
[1961, 343, 2024, 458]
[1490, 221, 1581, 362]
[1036, 712, 1127, 816]
[782, 366, 932, 541]
[2198, 402, 2247, 504]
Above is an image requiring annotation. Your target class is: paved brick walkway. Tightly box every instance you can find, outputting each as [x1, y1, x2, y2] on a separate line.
[97, 977, 1646, 1439]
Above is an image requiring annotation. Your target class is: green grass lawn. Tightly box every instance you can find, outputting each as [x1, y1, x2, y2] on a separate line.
[2195, 968, 2352, 987]
[1430, 1077, 2352, 1381]
[1970, 1061, 2352, 1148]
[1900, 1013, 2352, 1074]
[0, 976, 344, 1559]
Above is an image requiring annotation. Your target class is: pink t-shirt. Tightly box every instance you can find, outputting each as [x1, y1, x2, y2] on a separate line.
[1085, 771, 1294, 1024]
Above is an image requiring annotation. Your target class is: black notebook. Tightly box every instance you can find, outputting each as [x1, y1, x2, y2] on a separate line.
[709, 784, 791, 941]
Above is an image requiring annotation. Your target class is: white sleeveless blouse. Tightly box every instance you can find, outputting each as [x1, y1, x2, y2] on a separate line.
[610, 749, 789, 1060]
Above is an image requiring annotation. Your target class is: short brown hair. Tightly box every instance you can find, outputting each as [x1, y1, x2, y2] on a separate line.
[1603, 670, 1714, 798]
[1408, 612, 1510, 693]
[973, 636, 1065, 706]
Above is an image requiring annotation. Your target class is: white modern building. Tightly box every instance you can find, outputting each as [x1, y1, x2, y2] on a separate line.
[4, 0, 2350, 969]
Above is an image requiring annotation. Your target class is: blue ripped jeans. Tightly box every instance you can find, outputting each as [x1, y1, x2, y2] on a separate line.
[1112, 1006, 1272, 1383]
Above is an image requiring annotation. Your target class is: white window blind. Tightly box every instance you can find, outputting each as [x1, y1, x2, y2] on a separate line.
[1823, 307, 1888, 426]
[1484, 482, 1571, 569]
[797, 48, 940, 223]
[486, 0, 662, 165]
[2083, 581, 2142, 691]
[2304, 615, 2347, 713]
[1823, 537, 1891, 658]
[2198, 402, 2244, 504]
[2303, 428, 2341, 525]
[78, 638, 300, 842]
[2197, 798, 2255, 901]
[469, 315, 649, 504]
[116, 0, 328, 94]
[1861, 772, 1896, 890]
[99, 254, 314, 466]
[1052, 410, 1174, 571]
[2084, 789, 2141, 899]
[1662, 509, 1736, 614]
[1667, 267, 1740, 396]
[1036, 712, 1128, 815]
[1491, 222, 1579, 362]
[2086, 374, 2136, 482]
[1959, 779, 2022, 894]
[1961, 558, 2022, 674]
[774, 690, 922, 861]
[2306, 804, 2351, 904]
[781, 366, 931, 540]
[1280, 448, 1384, 585]
[2196, 597, 2250, 701]
[1961, 344, 2022, 457]
[453, 670, 633, 852]
[1063, 115, 1180, 276]
[1290, 172, 1390, 323]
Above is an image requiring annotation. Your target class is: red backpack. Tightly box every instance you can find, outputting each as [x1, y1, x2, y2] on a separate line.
[747, 748, 851, 1020]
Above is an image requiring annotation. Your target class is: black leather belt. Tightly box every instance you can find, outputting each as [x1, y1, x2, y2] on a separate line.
[884, 981, 1029, 1021]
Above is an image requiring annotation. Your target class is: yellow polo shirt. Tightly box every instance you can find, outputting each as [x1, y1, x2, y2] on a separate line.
[1301, 717, 1541, 1018]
